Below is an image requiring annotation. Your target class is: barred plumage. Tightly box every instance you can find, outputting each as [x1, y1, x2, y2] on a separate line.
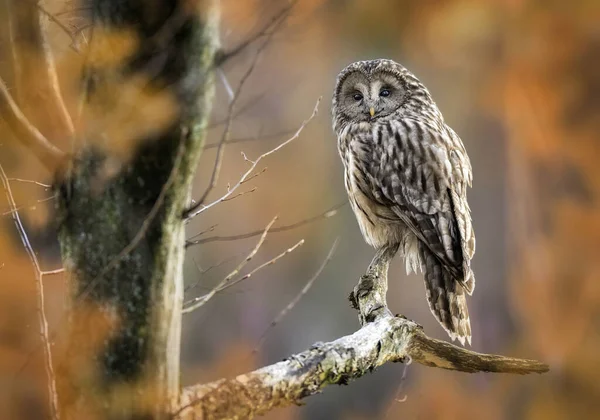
[332, 59, 476, 345]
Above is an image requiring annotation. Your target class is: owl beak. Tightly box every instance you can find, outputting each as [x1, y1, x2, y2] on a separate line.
[369, 107, 375, 117]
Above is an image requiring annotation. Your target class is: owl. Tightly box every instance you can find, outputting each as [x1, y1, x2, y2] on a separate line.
[332, 59, 476, 345]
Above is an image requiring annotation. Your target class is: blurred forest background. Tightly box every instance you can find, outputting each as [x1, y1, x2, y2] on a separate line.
[1, 0, 599, 419]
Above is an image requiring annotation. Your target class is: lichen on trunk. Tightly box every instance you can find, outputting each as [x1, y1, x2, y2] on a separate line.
[54, 1, 219, 418]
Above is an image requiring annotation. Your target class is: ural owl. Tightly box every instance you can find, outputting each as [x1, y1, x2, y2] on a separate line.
[332, 59, 476, 345]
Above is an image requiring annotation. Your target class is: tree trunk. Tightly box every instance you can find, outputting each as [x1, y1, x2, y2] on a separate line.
[55, 1, 219, 418]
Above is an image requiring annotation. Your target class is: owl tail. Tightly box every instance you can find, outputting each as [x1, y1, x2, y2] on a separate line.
[419, 244, 472, 346]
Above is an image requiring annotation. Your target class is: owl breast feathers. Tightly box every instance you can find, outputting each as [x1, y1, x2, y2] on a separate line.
[332, 59, 476, 345]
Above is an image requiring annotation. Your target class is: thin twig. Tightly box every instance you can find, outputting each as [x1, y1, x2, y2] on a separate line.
[221, 187, 257, 203]
[6, 0, 74, 154]
[253, 238, 338, 352]
[7, 178, 52, 188]
[205, 93, 266, 130]
[41, 268, 65, 276]
[186, 199, 344, 247]
[182, 216, 278, 314]
[383, 358, 412, 419]
[216, 1, 298, 66]
[217, 239, 304, 294]
[34, 1, 80, 51]
[0, 77, 65, 170]
[184, 251, 248, 293]
[217, 68, 234, 102]
[184, 24, 278, 218]
[0, 164, 59, 419]
[203, 129, 296, 150]
[1, 194, 55, 216]
[240, 168, 267, 185]
[184, 98, 321, 221]
[187, 224, 218, 239]
[55, 5, 91, 18]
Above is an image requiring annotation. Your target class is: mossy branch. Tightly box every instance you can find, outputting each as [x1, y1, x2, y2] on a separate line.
[176, 269, 549, 419]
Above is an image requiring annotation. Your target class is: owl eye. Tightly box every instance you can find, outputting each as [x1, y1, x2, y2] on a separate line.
[380, 89, 391, 97]
[353, 93, 363, 101]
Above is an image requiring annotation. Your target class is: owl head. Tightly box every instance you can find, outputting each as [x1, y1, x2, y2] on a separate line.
[332, 59, 436, 132]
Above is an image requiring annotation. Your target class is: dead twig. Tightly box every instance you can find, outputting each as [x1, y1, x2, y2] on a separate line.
[182, 216, 278, 314]
[186, 200, 344, 247]
[6, 0, 74, 149]
[34, 1, 81, 51]
[0, 164, 59, 419]
[41, 268, 65, 276]
[184, 251, 250, 294]
[7, 178, 52, 188]
[203, 129, 297, 150]
[184, 239, 304, 305]
[221, 187, 257, 203]
[205, 93, 266, 130]
[215, 1, 298, 66]
[183, 98, 321, 221]
[383, 358, 412, 419]
[0, 78, 65, 170]
[183, 21, 279, 219]
[1, 194, 56, 217]
[216, 239, 305, 294]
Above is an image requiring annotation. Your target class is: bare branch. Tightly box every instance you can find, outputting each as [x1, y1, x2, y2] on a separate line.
[7, 178, 52, 188]
[176, 313, 547, 419]
[41, 268, 65, 277]
[176, 232, 548, 419]
[253, 238, 339, 352]
[0, 164, 59, 419]
[206, 93, 266, 130]
[1, 194, 55, 217]
[383, 359, 411, 418]
[217, 239, 304, 293]
[182, 216, 278, 314]
[190, 54, 261, 210]
[215, 1, 298, 66]
[184, 253, 242, 293]
[217, 68, 234, 102]
[6, 0, 74, 146]
[183, 97, 321, 221]
[184, 21, 280, 218]
[35, 1, 81, 51]
[221, 187, 257, 202]
[186, 200, 344, 247]
[203, 129, 297, 150]
[0, 77, 65, 170]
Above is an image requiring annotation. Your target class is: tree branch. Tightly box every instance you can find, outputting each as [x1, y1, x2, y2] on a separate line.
[186, 201, 345, 247]
[183, 97, 321, 221]
[0, 164, 59, 419]
[182, 216, 278, 314]
[6, 0, 74, 147]
[214, 1, 297, 66]
[0, 77, 65, 170]
[186, 25, 272, 214]
[176, 247, 549, 419]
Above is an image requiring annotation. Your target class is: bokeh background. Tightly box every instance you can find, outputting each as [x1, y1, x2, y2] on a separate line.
[1, 0, 599, 419]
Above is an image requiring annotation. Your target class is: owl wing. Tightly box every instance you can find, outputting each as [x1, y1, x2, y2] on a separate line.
[360, 118, 475, 293]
